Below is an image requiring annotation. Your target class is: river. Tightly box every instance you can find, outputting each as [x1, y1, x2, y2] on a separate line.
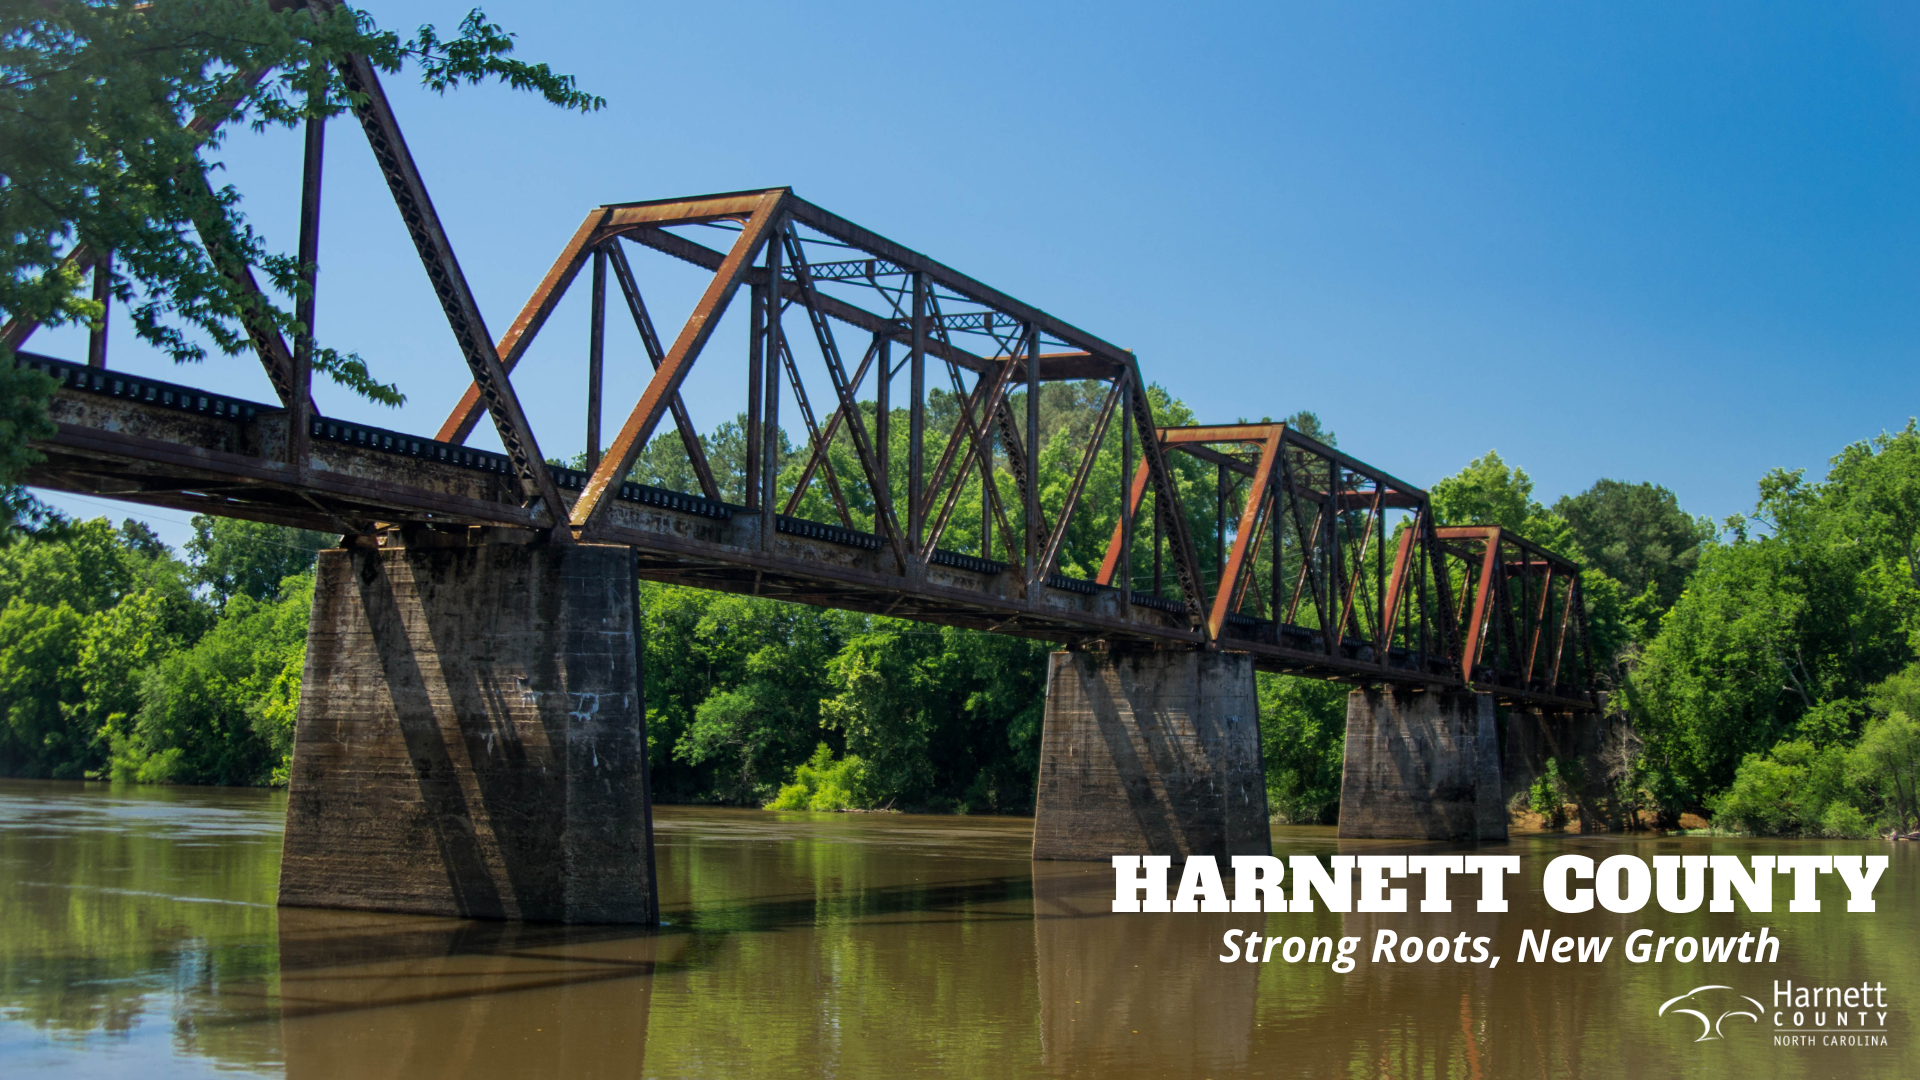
[0, 778, 1913, 1078]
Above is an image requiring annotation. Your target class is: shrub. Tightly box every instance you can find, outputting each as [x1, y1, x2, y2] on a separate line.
[1528, 758, 1574, 829]
[1848, 707, 1920, 834]
[1711, 739, 1858, 836]
[766, 743, 877, 811]
[1819, 801, 1874, 839]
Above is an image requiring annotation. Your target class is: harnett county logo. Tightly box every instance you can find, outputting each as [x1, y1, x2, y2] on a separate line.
[1659, 985, 1764, 1042]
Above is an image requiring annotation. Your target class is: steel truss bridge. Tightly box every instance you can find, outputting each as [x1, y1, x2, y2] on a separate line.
[3, 54, 1598, 713]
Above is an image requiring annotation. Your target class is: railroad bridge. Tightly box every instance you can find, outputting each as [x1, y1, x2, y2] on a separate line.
[4, 55, 1600, 923]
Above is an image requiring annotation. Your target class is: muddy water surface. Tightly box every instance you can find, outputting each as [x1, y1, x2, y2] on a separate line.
[0, 779, 1914, 1078]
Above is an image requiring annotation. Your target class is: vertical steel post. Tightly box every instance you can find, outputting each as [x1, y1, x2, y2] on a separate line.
[1325, 484, 1340, 655]
[875, 332, 890, 506]
[1377, 496, 1389, 648]
[87, 251, 111, 369]
[1216, 463, 1228, 592]
[1153, 494, 1164, 596]
[1119, 377, 1133, 610]
[1270, 468, 1283, 634]
[291, 111, 325, 470]
[981, 419, 995, 559]
[760, 234, 784, 549]
[909, 272, 927, 554]
[1024, 323, 1040, 587]
[745, 284, 764, 509]
[586, 245, 606, 475]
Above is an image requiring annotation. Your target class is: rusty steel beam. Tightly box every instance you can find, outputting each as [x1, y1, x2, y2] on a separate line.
[783, 226, 910, 568]
[759, 230, 784, 548]
[434, 210, 610, 444]
[605, 242, 722, 500]
[1097, 457, 1153, 586]
[923, 359, 1023, 568]
[1037, 378, 1123, 584]
[87, 251, 111, 370]
[782, 336, 879, 517]
[613, 224, 1125, 382]
[290, 110, 324, 473]
[920, 356, 1018, 547]
[1378, 509, 1422, 647]
[784, 198, 1133, 365]
[337, 55, 571, 538]
[586, 245, 607, 474]
[1204, 425, 1284, 640]
[773, 335, 854, 528]
[1122, 356, 1208, 627]
[572, 191, 788, 533]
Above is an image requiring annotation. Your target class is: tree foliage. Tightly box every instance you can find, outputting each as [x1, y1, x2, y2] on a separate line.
[0, 2, 603, 526]
[1555, 479, 1713, 617]
[1257, 673, 1347, 824]
[2, 1, 600, 389]
[0, 514, 308, 781]
[184, 516, 330, 606]
[1627, 422, 1920, 830]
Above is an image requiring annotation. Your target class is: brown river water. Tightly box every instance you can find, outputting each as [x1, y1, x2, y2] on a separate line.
[0, 778, 1914, 1078]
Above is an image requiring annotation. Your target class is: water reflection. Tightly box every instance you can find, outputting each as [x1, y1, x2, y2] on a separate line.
[1032, 861, 1258, 1076]
[1, 781, 1916, 1078]
[276, 911, 656, 1079]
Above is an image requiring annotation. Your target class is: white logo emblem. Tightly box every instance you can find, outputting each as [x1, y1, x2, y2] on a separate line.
[1659, 985, 1764, 1042]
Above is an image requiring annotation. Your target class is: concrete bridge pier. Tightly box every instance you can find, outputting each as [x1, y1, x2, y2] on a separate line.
[1032, 648, 1270, 861]
[1336, 686, 1506, 841]
[277, 533, 656, 924]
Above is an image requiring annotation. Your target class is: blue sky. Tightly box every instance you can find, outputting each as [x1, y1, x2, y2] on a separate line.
[29, 1, 1920, 546]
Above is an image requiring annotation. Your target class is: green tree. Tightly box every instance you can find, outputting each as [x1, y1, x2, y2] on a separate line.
[2, 2, 603, 519]
[0, 517, 211, 777]
[1849, 709, 1920, 835]
[1555, 479, 1714, 635]
[0, 517, 145, 614]
[1257, 673, 1348, 824]
[3, 1, 601, 382]
[644, 585, 853, 805]
[78, 586, 205, 760]
[765, 743, 878, 812]
[820, 623, 1049, 812]
[1709, 739, 1863, 837]
[1279, 409, 1336, 446]
[1628, 425, 1920, 811]
[184, 515, 330, 605]
[0, 598, 86, 776]
[1430, 451, 1544, 534]
[116, 573, 312, 785]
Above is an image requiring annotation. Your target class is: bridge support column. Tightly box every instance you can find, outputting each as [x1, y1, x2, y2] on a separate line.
[1337, 686, 1505, 841]
[1032, 649, 1269, 861]
[278, 536, 655, 924]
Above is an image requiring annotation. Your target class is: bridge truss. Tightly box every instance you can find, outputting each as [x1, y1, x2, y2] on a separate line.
[2, 53, 1599, 712]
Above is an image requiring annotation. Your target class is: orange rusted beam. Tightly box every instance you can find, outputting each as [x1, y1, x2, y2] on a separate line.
[1207, 426, 1285, 640]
